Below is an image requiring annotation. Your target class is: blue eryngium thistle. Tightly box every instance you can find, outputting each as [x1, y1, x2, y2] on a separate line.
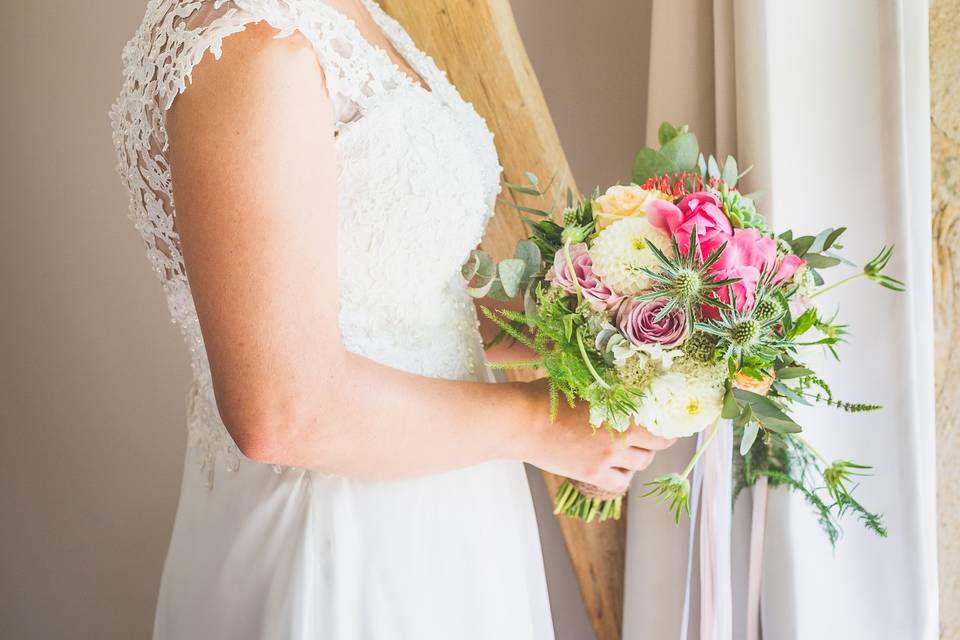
[636, 225, 740, 321]
[696, 275, 789, 362]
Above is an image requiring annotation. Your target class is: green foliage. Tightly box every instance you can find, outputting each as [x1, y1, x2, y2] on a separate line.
[633, 121, 700, 184]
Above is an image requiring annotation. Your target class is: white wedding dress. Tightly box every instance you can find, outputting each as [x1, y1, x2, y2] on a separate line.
[110, 1, 554, 638]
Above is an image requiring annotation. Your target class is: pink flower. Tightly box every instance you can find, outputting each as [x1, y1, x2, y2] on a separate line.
[712, 228, 805, 284]
[617, 297, 688, 348]
[708, 265, 761, 316]
[548, 243, 621, 311]
[647, 191, 733, 258]
[774, 254, 805, 284]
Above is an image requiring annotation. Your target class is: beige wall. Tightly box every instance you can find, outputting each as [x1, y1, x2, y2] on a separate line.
[0, 2, 650, 639]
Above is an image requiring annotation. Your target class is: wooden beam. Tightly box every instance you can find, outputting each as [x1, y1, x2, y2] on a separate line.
[377, 1, 625, 638]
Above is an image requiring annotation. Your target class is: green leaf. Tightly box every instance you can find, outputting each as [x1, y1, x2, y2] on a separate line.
[722, 155, 738, 186]
[461, 250, 482, 281]
[707, 155, 721, 180]
[804, 253, 842, 269]
[525, 171, 540, 187]
[562, 313, 577, 341]
[498, 258, 526, 298]
[824, 227, 847, 252]
[513, 240, 542, 281]
[506, 182, 542, 196]
[777, 366, 815, 380]
[632, 148, 675, 185]
[722, 387, 739, 419]
[660, 132, 699, 172]
[523, 284, 539, 324]
[697, 153, 707, 177]
[734, 403, 753, 429]
[733, 389, 802, 434]
[658, 121, 680, 146]
[790, 235, 816, 257]
[740, 420, 760, 456]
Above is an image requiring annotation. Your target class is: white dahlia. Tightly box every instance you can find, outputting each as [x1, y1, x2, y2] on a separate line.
[633, 359, 725, 438]
[589, 217, 670, 296]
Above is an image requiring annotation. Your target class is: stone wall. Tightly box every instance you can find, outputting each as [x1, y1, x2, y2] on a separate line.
[930, 1, 959, 637]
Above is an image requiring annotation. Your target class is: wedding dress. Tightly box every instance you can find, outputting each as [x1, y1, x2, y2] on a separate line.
[110, 1, 554, 637]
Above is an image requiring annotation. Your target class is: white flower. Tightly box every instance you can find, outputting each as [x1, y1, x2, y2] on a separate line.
[590, 217, 670, 296]
[633, 360, 725, 438]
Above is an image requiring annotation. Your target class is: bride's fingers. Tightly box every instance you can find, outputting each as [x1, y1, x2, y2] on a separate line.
[612, 446, 656, 472]
[624, 426, 676, 451]
[594, 467, 633, 494]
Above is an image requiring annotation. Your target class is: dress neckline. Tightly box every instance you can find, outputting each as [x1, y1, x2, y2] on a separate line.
[321, 0, 438, 98]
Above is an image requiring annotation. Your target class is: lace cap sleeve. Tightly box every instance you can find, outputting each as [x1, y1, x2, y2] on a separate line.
[147, 0, 386, 125]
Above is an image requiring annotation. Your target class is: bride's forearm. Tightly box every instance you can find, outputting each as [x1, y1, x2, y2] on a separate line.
[223, 348, 547, 478]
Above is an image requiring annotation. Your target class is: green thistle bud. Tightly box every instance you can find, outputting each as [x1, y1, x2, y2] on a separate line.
[682, 331, 718, 362]
[730, 319, 759, 346]
[562, 207, 580, 226]
[674, 269, 702, 301]
[753, 298, 782, 322]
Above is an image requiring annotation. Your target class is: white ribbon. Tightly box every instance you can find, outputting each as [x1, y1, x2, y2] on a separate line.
[680, 421, 733, 640]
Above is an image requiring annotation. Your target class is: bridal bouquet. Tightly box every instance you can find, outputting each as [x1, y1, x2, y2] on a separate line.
[464, 123, 901, 544]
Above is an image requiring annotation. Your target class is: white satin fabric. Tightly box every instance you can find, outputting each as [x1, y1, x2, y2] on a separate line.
[112, 1, 554, 638]
[624, 1, 937, 638]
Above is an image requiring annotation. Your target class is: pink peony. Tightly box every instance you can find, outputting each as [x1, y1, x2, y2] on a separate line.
[617, 297, 688, 348]
[708, 265, 761, 316]
[647, 191, 733, 258]
[712, 228, 804, 284]
[548, 243, 621, 311]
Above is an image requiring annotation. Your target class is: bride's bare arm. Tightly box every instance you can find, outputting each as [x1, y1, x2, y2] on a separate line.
[165, 24, 670, 488]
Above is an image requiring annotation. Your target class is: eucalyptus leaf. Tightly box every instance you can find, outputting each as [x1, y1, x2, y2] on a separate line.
[777, 366, 815, 380]
[740, 421, 760, 456]
[461, 251, 482, 281]
[734, 403, 753, 429]
[790, 235, 816, 257]
[513, 240, 542, 281]
[486, 278, 509, 301]
[525, 171, 540, 187]
[824, 226, 847, 251]
[722, 155, 738, 186]
[660, 132, 699, 172]
[632, 148, 675, 185]
[732, 389, 803, 434]
[498, 258, 526, 298]
[697, 153, 707, 177]
[804, 253, 842, 269]
[722, 387, 739, 419]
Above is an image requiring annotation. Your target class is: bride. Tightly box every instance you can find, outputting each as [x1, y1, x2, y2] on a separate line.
[111, 1, 673, 637]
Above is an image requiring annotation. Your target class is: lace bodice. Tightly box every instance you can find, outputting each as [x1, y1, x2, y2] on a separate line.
[110, 0, 502, 486]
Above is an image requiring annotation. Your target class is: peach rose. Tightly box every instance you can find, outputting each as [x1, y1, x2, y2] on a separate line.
[593, 185, 671, 231]
[734, 371, 774, 396]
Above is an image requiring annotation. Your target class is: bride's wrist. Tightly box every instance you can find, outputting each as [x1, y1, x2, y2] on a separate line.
[497, 379, 549, 463]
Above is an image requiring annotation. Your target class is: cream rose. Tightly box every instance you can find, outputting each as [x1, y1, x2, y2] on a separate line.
[593, 185, 672, 231]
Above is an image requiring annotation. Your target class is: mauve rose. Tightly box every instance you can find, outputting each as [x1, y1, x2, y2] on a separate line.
[548, 243, 621, 310]
[617, 297, 688, 348]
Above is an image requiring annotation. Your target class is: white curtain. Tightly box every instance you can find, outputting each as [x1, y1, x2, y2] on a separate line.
[623, 1, 938, 638]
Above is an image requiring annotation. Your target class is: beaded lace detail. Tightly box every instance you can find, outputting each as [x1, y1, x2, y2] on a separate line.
[110, 0, 502, 487]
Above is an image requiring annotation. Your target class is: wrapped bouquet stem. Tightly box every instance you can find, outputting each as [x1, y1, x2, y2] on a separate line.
[466, 123, 901, 543]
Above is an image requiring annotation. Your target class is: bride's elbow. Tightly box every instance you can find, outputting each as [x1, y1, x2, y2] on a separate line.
[217, 391, 334, 468]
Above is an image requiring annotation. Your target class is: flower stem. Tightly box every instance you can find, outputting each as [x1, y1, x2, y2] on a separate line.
[576, 328, 610, 389]
[680, 415, 723, 479]
[809, 272, 865, 299]
[562, 239, 584, 304]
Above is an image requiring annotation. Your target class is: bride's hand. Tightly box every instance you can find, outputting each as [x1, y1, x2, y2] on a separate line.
[517, 380, 676, 495]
